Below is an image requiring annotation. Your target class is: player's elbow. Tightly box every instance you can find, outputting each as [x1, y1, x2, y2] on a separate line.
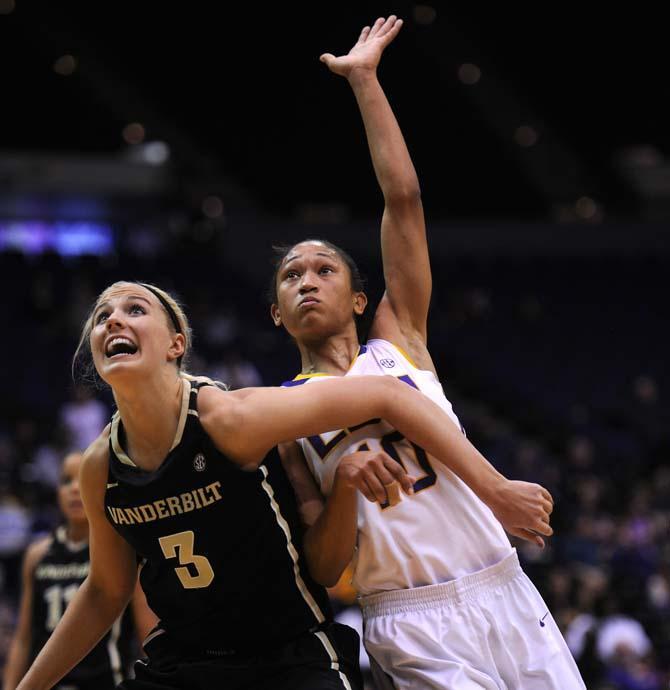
[309, 560, 345, 589]
[384, 181, 422, 209]
[318, 572, 343, 589]
[87, 570, 136, 610]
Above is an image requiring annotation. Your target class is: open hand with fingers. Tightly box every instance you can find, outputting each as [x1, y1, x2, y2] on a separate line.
[320, 15, 403, 79]
[487, 480, 555, 548]
[336, 450, 416, 505]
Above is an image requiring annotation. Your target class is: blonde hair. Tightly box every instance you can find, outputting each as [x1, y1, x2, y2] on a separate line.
[72, 281, 193, 384]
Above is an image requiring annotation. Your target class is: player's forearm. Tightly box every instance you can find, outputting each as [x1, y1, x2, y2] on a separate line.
[2, 638, 30, 690]
[16, 579, 130, 690]
[384, 381, 507, 502]
[304, 474, 358, 587]
[347, 68, 420, 203]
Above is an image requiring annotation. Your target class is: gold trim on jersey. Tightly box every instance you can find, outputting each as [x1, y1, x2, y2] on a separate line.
[111, 379, 192, 468]
[391, 342, 420, 369]
[259, 465, 326, 625]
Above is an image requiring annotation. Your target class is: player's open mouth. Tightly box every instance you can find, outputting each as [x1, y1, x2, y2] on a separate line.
[105, 336, 139, 359]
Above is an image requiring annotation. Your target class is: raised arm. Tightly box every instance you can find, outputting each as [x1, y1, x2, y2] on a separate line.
[199, 377, 554, 547]
[322, 16, 432, 353]
[16, 433, 138, 690]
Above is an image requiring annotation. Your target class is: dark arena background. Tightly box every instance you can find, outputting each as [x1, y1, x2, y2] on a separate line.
[0, 3, 668, 688]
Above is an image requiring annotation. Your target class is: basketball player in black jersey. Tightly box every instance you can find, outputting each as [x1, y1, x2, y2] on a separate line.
[3, 452, 156, 690]
[15, 281, 526, 690]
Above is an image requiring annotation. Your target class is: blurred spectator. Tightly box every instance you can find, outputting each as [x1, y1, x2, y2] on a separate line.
[208, 350, 263, 390]
[59, 385, 107, 452]
[0, 486, 31, 598]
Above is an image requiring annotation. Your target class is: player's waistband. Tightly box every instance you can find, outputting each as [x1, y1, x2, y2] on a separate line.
[142, 620, 335, 659]
[359, 549, 521, 618]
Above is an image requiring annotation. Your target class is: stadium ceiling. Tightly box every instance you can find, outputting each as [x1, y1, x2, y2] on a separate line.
[1, 3, 669, 223]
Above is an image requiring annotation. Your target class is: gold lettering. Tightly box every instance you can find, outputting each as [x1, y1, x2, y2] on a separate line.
[197, 487, 214, 507]
[208, 481, 223, 501]
[109, 484, 223, 526]
[139, 504, 157, 522]
[116, 509, 130, 525]
[125, 507, 143, 524]
[180, 493, 195, 512]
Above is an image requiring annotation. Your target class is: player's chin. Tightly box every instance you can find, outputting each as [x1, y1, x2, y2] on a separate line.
[294, 310, 332, 334]
[99, 353, 144, 381]
[67, 508, 87, 524]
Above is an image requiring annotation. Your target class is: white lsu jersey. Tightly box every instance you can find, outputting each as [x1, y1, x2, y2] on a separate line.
[285, 339, 513, 596]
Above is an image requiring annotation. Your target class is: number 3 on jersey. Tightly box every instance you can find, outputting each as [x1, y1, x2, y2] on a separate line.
[159, 530, 214, 589]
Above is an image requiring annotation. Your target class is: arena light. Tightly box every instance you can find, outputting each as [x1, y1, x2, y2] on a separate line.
[202, 196, 224, 219]
[458, 63, 481, 85]
[122, 122, 146, 145]
[514, 125, 539, 148]
[140, 141, 170, 165]
[0, 220, 114, 256]
[413, 4, 437, 25]
[53, 55, 77, 76]
[575, 196, 598, 220]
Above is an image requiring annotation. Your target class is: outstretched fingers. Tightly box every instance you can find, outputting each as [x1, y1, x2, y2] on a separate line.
[376, 15, 400, 40]
[357, 25, 371, 44]
[367, 16, 386, 39]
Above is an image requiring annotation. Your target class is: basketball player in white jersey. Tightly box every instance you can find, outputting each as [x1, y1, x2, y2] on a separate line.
[270, 16, 586, 689]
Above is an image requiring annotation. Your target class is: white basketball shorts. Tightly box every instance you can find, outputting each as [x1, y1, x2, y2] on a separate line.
[359, 550, 585, 689]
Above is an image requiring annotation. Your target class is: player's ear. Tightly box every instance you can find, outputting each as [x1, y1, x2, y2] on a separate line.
[353, 292, 367, 316]
[168, 333, 185, 362]
[270, 303, 282, 327]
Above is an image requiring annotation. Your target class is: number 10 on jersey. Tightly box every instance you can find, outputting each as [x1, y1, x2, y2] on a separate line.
[374, 431, 437, 508]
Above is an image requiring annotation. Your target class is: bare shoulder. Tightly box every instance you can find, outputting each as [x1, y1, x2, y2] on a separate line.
[197, 384, 239, 429]
[80, 426, 111, 507]
[23, 534, 53, 574]
[81, 426, 110, 474]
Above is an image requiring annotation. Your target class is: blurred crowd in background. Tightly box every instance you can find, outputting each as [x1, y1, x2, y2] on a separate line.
[0, 243, 667, 690]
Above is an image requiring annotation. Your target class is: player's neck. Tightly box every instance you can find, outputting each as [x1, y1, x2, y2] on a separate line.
[298, 332, 361, 376]
[65, 521, 89, 545]
[112, 373, 185, 471]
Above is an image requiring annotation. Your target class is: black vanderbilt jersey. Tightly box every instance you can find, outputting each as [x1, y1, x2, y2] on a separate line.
[30, 527, 134, 684]
[105, 378, 332, 652]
